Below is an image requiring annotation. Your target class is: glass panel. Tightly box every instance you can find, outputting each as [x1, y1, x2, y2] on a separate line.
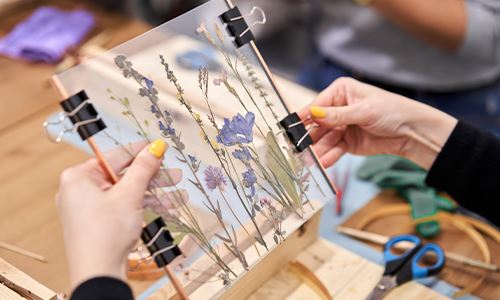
[55, 0, 336, 297]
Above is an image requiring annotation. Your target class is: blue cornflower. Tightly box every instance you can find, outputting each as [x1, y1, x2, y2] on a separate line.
[216, 112, 255, 146]
[232, 147, 252, 164]
[204, 165, 227, 191]
[242, 168, 257, 196]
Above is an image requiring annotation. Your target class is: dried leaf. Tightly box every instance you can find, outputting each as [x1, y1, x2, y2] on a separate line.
[255, 234, 266, 246]
[266, 132, 301, 209]
[215, 233, 232, 243]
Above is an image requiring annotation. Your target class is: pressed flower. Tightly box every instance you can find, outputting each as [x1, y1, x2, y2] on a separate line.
[159, 120, 176, 136]
[188, 154, 197, 165]
[204, 165, 227, 191]
[232, 147, 252, 164]
[259, 197, 271, 208]
[144, 77, 154, 91]
[216, 112, 255, 146]
[242, 168, 257, 196]
[213, 71, 228, 86]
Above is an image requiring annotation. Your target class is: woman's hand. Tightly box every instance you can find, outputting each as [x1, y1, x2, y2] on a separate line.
[56, 140, 173, 288]
[299, 77, 458, 169]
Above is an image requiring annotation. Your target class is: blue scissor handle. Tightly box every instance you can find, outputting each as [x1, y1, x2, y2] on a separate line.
[383, 234, 422, 276]
[395, 243, 446, 285]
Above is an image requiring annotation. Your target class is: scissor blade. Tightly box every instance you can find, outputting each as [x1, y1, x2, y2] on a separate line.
[366, 276, 397, 300]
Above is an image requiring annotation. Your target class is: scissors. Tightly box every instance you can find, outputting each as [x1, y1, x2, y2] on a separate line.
[366, 234, 446, 300]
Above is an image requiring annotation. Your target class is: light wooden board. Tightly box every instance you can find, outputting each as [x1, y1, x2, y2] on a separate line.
[0, 284, 24, 300]
[249, 238, 449, 300]
[0, 257, 56, 300]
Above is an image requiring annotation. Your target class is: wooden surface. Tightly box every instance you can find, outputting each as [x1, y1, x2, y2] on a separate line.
[248, 238, 449, 300]
[0, 1, 151, 295]
[342, 190, 500, 300]
[0, 257, 56, 299]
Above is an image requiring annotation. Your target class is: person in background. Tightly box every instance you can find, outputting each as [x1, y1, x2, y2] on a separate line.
[244, 0, 500, 135]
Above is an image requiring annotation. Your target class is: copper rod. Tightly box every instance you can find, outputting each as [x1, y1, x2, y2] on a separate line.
[164, 265, 189, 300]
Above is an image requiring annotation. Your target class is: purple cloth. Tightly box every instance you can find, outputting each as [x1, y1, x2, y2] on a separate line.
[0, 7, 94, 63]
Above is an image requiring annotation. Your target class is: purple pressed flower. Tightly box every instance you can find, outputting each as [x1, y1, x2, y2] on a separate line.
[232, 147, 252, 163]
[242, 168, 257, 196]
[242, 168, 257, 187]
[260, 197, 271, 208]
[188, 154, 197, 165]
[159, 120, 175, 136]
[144, 77, 154, 91]
[204, 165, 227, 191]
[213, 71, 227, 86]
[151, 105, 158, 114]
[159, 120, 167, 131]
[216, 112, 255, 146]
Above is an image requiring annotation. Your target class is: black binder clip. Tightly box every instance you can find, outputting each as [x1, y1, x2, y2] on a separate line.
[279, 113, 315, 153]
[141, 217, 182, 268]
[220, 6, 266, 48]
[43, 90, 106, 143]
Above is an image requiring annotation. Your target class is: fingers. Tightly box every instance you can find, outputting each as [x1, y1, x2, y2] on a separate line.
[143, 189, 189, 211]
[311, 129, 344, 157]
[151, 169, 183, 187]
[310, 104, 367, 127]
[104, 141, 149, 173]
[319, 142, 348, 168]
[115, 139, 168, 204]
[298, 77, 356, 122]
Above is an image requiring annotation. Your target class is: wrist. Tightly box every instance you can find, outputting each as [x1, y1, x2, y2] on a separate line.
[70, 258, 125, 289]
[399, 100, 457, 170]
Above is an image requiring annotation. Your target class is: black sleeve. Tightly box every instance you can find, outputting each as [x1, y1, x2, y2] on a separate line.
[71, 277, 134, 300]
[425, 121, 500, 226]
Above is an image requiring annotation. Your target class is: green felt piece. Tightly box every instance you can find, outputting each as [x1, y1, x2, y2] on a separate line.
[416, 221, 441, 238]
[357, 156, 444, 237]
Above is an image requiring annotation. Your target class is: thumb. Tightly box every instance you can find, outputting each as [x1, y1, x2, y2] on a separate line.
[309, 104, 367, 127]
[116, 139, 168, 201]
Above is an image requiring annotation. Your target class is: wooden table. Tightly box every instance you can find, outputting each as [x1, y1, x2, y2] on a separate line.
[0, 1, 151, 294]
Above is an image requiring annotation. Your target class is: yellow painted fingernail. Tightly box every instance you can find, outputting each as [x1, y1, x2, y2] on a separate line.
[310, 106, 327, 119]
[149, 139, 168, 158]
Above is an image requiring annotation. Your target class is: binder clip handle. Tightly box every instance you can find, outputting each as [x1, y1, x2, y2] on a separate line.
[279, 112, 314, 153]
[43, 90, 106, 143]
[220, 6, 266, 48]
[141, 217, 182, 268]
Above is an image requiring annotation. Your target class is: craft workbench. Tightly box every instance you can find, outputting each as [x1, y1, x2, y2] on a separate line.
[0, 1, 498, 300]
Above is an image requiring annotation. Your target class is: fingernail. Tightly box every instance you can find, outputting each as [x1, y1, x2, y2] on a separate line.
[310, 106, 327, 119]
[149, 139, 168, 158]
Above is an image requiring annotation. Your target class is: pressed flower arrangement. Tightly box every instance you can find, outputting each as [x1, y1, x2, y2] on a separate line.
[54, 0, 336, 293]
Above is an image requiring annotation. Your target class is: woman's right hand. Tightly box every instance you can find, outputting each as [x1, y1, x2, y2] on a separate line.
[298, 77, 458, 169]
